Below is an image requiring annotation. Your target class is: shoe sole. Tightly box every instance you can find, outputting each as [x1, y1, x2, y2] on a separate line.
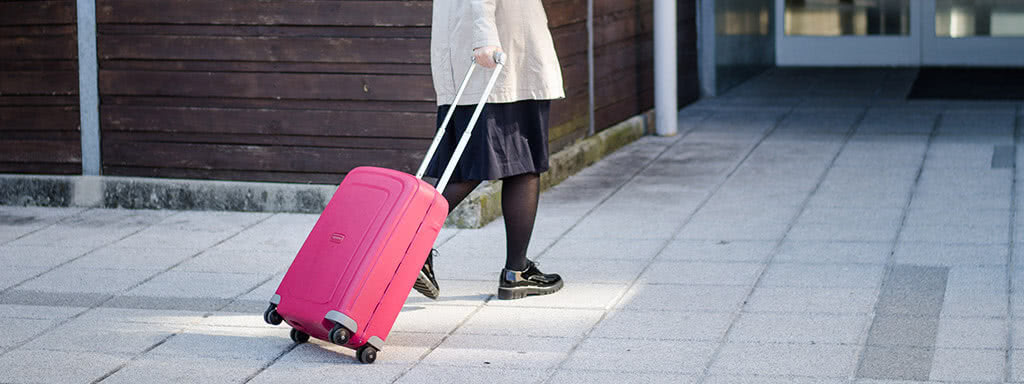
[413, 270, 440, 300]
[497, 280, 564, 300]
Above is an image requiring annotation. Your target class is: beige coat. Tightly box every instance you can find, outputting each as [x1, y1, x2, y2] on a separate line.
[431, 0, 566, 106]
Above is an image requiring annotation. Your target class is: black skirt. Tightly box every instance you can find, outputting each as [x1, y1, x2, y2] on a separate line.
[424, 100, 550, 182]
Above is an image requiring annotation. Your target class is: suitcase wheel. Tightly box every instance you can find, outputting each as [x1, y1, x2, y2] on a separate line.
[329, 324, 351, 345]
[263, 304, 283, 326]
[289, 328, 310, 344]
[357, 345, 378, 364]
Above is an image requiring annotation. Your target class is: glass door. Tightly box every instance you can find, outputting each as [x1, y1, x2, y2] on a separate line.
[922, 0, 1024, 66]
[776, 0, 922, 66]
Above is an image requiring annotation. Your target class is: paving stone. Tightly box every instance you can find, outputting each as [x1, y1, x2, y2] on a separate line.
[857, 345, 934, 381]
[935, 317, 1006, 349]
[657, 240, 775, 263]
[66, 247, 198, 271]
[676, 220, 790, 241]
[0, 349, 130, 384]
[0, 245, 93, 268]
[485, 282, 627, 310]
[904, 208, 1010, 228]
[775, 241, 890, 264]
[705, 376, 846, 384]
[398, 365, 551, 384]
[101, 355, 264, 384]
[403, 279, 494, 307]
[19, 267, 158, 294]
[23, 318, 180, 354]
[456, 306, 603, 338]
[900, 224, 1010, 244]
[0, 318, 56, 348]
[760, 264, 884, 288]
[248, 360, 410, 384]
[278, 332, 445, 365]
[638, 261, 762, 286]
[944, 266, 1007, 294]
[8, 224, 146, 248]
[125, 271, 267, 299]
[175, 249, 292, 275]
[563, 338, 716, 373]
[75, 307, 207, 326]
[523, 258, 647, 284]
[710, 343, 859, 377]
[589, 310, 732, 341]
[112, 227, 235, 250]
[786, 223, 897, 242]
[0, 304, 86, 320]
[0, 290, 111, 307]
[567, 212, 682, 239]
[894, 243, 1007, 266]
[728, 313, 866, 344]
[0, 266, 46, 290]
[392, 305, 476, 334]
[103, 295, 232, 311]
[538, 237, 666, 262]
[744, 287, 878, 314]
[941, 290, 1008, 318]
[929, 348, 1005, 382]
[616, 284, 749, 312]
[866, 315, 940, 348]
[148, 325, 292, 360]
[420, 334, 575, 369]
[235, 273, 285, 302]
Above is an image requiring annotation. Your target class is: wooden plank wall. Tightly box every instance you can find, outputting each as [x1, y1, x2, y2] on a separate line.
[0, 0, 81, 174]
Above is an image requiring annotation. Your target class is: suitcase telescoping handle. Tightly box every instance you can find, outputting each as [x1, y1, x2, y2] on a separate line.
[415, 52, 507, 194]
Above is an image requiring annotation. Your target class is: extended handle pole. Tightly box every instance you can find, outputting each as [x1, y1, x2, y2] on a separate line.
[417, 52, 506, 195]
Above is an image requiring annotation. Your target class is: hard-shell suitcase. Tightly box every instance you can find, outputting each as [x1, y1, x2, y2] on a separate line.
[263, 54, 507, 364]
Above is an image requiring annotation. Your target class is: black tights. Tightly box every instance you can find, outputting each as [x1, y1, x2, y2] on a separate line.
[442, 173, 539, 271]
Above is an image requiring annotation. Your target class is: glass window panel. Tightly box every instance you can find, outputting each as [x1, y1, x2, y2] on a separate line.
[785, 0, 910, 36]
[936, 0, 1024, 37]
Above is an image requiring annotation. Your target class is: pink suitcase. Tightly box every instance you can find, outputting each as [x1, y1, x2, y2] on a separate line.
[263, 54, 506, 364]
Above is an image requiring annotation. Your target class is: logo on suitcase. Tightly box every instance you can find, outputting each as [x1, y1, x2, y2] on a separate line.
[330, 233, 346, 244]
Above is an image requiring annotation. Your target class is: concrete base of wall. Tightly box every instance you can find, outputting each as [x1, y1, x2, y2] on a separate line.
[0, 110, 654, 228]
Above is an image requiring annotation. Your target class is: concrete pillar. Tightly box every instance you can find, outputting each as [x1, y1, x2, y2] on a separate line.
[77, 0, 101, 175]
[654, 0, 678, 136]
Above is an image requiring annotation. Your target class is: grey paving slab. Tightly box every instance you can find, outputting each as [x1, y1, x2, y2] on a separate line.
[0, 290, 111, 307]
[929, 348, 1005, 382]
[399, 365, 550, 384]
[638, 261, 762, 286]
[455, 306, 604, 338]
[775, 241, 890, 264]
[235, 273, 284, 303]
[75, 307, 207, 326]
[0, 318, 57, 348]
[0, 245, 93, 268]
[706, 376, 846, 384]
[676, 220, 790, 241]
[744, 287, 879, 314]
[728, 312, 867, 344]
[18, 266, 158, 294]
[945, 266, 1007, 294]
[64, 247, 198, 271]
[657, 240, 775, 263]
[420, 334, 575, 369]
[0, 349, 131, 383]
[547, 370, 696, 384]
[0, 303, 87, 320]
[403, 279, 494, 307]
[760, 264, 885, 288]
[213, 213, 317, 252]
[124, 270, 267, 299]
[101, 355, 265, 384]
[935, 317, 1006, 349]
[865, 315, 940, 348]
[857, 345, 934, 381]
[787, 222, 899, 242]
[563, 338, 716, 373]
[23, 318, 180, 354]
[615, 284, 749, 313]
[103, 295, 232, 311]
[174, 248, 292, 275]
[897, 243, 1007, 268]
[278, 332, 446, 365]
[710, 343, 860, 377]
[521, 258, 647, 284]
[391, 305, 476, 334]
[0, 266, 47, 291]
[589, 310, 732, 341]
[900, 224, 1010, 244]
[249, 360, 410, 384]
[565, 211, 683, 240]
[487, 282, 627, 310]
[148, 325, 292, 361]
[905, 208, 1010, 230]
[539, 236, 665, 260]
[941, 290, 1008, 318]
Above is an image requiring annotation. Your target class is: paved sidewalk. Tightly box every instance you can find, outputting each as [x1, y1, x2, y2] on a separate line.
[2, 68, 1024, 383]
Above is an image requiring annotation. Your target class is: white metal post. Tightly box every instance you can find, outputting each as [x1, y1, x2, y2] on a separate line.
[654, 0, 678, 136]
[77, 0, 101, 175]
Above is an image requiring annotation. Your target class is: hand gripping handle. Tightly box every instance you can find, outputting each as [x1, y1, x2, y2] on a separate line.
[415, 52, 506, 194]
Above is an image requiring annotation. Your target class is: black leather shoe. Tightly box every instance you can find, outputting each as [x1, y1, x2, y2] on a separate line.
[497, 260, 563, 300]
[413, 249, 440, 300]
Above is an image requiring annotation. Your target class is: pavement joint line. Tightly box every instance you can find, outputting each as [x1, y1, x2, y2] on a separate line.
[239, 341, 301, 384]
[89, 332, 178, 384]
[1004, 109, 1020, 382]
[387, 293, 496, 383]
[693, 107, 868, 384]
[0, 210, 272, 361]
[538, 107, 798, 384]
[0, 209, 183, 298]
[0, 207, 94, 247]
[852, 111, 943, 381]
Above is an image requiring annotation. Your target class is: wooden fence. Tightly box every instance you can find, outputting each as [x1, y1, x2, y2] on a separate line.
[2, 0, 699, 183]
[0, 0, 81, 174]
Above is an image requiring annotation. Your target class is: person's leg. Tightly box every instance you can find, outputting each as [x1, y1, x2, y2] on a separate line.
[497, 172, 563, 300]
[414, 179, 481, 300]
[500, 172, 539, 271]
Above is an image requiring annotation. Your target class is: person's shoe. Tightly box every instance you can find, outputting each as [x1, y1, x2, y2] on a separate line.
[497, 260, 563, 300]
[413, 249, 440, 300]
